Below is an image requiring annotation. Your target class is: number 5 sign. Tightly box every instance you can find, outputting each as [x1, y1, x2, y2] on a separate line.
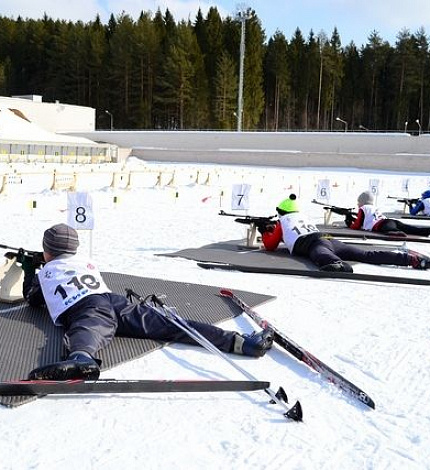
[67, 192, 94, 230]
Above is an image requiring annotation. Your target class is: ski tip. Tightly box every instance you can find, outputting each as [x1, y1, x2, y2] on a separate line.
[219, 289, 233, 297]
[365, 397, 376, 410]
[285, 400, 303, 422]
[355, 391, 375, 409]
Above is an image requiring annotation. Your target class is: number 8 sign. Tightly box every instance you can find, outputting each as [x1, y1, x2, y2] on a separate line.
[67, 192, 94, 230]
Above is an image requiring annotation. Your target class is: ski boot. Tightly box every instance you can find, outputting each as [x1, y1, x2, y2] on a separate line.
[233, 328, 274, 358]
[410, 254, 430, 270]
[28, 352, 100, 381]
[320, 261, 353, 273]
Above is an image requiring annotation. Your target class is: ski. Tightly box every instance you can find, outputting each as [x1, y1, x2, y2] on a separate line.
[198, 262, 430, 286]
[0, 378, 270, 396]
[317, 226, 430, 244]
[220, 289, 375, 410]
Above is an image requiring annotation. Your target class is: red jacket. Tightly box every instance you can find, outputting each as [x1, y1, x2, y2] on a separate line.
[348, 208, 385, 232]
[261, 222, 283, 251]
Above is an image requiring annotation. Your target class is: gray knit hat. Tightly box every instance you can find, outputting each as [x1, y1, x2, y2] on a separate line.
[43, 223, 79, 257]
[357, 191, 374, 206]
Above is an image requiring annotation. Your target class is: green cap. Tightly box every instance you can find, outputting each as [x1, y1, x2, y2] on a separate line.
[277, 194, 299, 214]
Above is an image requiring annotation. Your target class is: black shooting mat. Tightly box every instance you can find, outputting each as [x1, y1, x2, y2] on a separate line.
[0, 272, 273, 407]
[158, 238, 403, 270]
[159, 239, 430, 285]
[159, 239, 318, 269]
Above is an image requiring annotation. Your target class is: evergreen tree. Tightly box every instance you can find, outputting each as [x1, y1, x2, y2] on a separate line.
[361, 31, 391, 129]
[132, 11, 159, 128]
[414, 27, 429, 130]
[156, 21, 201, 129]
[393, 29, 420, 130]
[264, 31, 289, 130]
[287, 28, 307, 128]
[214, 51, 237, 129]
[242, 11, 265, 129]
[107, 13, 136, 128]
[305, 31, 322, 130]
[325, 28, 344, 130]
[152, 8, 177, 128]
[341, 41, 363, 130]
[316, 31, 329, 129]
[194, 7, 224, 126]
[86, 16, 108, 112]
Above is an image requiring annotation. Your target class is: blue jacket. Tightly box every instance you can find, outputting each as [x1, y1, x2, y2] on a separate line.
[409, 190, 430, 215]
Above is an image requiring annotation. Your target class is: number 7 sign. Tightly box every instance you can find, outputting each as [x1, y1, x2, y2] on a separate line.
[231, 184, 251, 211]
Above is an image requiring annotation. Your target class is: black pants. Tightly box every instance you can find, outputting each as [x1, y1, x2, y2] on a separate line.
[60, 293, 236, 358]
[377, 219, 430, 237]
[294, 235, 411, 268]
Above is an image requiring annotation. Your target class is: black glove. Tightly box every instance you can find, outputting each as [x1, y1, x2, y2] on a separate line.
[255, 221, 268, 234]
[16, 249, 45, 274]
[344, 213, 355, 227]
[256, 222, 275, 235]
[32, 252, 45, 269]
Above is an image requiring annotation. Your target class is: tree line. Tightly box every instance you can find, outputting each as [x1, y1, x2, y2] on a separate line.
[0, 7, 428, 132]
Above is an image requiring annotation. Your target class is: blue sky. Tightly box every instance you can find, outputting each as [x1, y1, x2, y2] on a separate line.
[1, 0, 430, 47]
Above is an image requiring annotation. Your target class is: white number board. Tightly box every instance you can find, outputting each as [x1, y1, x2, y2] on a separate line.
[67, 192, 94, 230]
[231, 184, 251, 211]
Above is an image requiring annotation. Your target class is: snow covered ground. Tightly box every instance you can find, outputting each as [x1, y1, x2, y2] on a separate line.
[0, 160, 430, 470]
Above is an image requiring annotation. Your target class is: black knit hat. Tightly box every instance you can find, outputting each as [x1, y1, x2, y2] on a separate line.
[43, 223, 79, 257]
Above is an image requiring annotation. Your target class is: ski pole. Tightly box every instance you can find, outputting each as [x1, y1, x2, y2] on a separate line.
[125, 289, 302, 422]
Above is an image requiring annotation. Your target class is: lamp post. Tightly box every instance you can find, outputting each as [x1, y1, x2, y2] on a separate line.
[336, 116, 348, 132]
[416, 119, 421, 135]
[105, 110, 114, 131]
[236, 6, 251, 132]
[404, 121, 408, 133]
[316, 31, 327, 130]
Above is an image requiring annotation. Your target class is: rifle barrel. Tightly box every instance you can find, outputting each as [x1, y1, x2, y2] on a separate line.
[0, 244, 39, 255]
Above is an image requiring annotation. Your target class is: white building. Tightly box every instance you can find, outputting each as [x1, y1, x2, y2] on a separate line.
[0, 96, 117, 163]
[0, 95, 95, 133]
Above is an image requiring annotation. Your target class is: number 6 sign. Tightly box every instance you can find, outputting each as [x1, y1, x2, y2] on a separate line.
[67, 192, 94, 230]
[317, 179, 331, 202]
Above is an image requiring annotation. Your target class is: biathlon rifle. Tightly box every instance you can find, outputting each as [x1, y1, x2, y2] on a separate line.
[311, 199, 357, 216]
[0, 244, 45, 268]
[218, 210, 277, 229]
[387, 196, 419, 206]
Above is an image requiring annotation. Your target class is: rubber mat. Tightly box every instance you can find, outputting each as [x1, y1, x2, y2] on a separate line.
[159, 239, 359, 270]
[0, 272, 273, 407]
[160, 240, 430, 285]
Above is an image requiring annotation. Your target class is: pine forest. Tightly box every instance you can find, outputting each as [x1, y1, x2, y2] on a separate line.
[0, 7, 429, 133]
